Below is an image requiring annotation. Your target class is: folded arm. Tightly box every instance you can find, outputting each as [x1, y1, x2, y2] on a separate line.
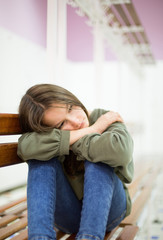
[17, 110, 124, 161]
[71, 122, 134, 183]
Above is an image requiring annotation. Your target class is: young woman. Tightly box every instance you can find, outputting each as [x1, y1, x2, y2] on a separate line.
[18, 84, 134, 240]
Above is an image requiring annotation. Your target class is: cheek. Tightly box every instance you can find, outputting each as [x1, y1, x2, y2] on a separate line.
[85, 118, 89, 127]
[62, 124, 74, 131]
[82, 113, 89, 127]
[43, 115, 56, 127]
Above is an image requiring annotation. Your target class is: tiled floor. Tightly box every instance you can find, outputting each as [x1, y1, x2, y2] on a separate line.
[0, 167, 163, 240]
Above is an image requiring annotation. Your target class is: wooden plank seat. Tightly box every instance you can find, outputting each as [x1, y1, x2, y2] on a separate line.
[0, 114, 160, 239]
[121, 158, 161, 227]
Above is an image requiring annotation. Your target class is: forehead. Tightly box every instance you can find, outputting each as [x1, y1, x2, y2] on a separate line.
[43, 103, 67, 124]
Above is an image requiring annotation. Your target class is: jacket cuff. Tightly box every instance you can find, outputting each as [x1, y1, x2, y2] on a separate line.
[59, 130, 70, 155]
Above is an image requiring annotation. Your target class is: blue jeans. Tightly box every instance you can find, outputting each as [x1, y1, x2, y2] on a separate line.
[27, 158, 126, 240]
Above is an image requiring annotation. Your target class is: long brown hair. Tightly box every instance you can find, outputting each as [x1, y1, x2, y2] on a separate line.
[19, 84, 88, 133]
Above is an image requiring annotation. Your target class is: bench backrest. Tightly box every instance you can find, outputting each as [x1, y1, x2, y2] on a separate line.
[0, 114, 23, 167]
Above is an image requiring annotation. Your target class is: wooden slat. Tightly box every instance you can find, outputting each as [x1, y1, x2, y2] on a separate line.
[11, 229, 28, 240]
[114, 4, 130, 26]
[140, 32, 148, 44]
[122, 165, 160, 225]
[107, 7, 134, 45]
[0, 215, 18, 227]
[3, 202, 27, 216]
[0, 217, 27, 240]
[65, 233, 76, 239]
[0, 114, 22, 135]
[116, 225, 139, 240]
[123, 3, 149, 45]
[111, 5, 140, 45]
[21, 210, 27, 217]
[115, 4, 141, 44]
[128, 160, 154, 198]
[122, 185, 154, 225]
[0, 197, 27, 213]
[0, 143, 23, 167]
[107, 7, 122, 27]
[56, 230, 68, 239]
[125, 3, 141, 26]
[105, 226, 119, 239]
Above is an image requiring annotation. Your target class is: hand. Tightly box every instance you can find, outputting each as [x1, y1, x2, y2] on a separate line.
[91, 111, 124, 134]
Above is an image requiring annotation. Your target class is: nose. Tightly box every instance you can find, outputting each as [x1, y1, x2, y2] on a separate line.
[70, 118, 80, 129]
[67, 116, 80, 130]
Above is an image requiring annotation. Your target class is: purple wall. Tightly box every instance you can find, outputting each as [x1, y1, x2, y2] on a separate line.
[0, 0, 47, 47]
[67, 0, 163, 61]
[67, 5, 93, 62]
[132, 0, 163, 60]
[0, 0, 162, 61]
[67, 5, 117, 61]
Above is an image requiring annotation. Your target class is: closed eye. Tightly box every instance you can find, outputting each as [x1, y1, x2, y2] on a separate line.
[68, 105, 73, 112]
[58, 121, 65, 129]
[57, 105, 73, 129]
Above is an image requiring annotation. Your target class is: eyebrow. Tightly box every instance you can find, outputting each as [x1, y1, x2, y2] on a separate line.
[49, 106, 67, 109]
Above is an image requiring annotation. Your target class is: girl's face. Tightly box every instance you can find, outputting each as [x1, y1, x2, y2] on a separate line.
[43, 103, 89, 130]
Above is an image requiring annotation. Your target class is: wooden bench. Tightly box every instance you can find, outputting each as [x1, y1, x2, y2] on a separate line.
[0, 113, 160, 240]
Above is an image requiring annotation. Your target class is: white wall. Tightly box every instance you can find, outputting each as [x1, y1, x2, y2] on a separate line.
[63, 61, 163, 159]
[143, 62, 163, 156]
[0, 27, 48, 192]
[0, 26, 163, 191]
[0, 27, 48, 113]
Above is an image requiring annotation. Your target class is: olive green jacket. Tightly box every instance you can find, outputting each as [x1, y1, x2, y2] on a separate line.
[17, 109, 134, 217]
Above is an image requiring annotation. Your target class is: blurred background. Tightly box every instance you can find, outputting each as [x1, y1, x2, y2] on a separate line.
[0, 0, 163, 238]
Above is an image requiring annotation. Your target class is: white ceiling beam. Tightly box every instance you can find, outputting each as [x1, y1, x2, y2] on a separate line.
[57, 0, 67, 82]
[47, 0, 67, 84]
[46, 0, 58, 83]
[93, 1, 105, 107]
[113, 26, 144, 33]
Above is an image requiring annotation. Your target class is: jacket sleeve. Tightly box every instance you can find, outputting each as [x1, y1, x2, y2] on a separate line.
[71, 122, 134, 183]
[17, 129, 70, 161]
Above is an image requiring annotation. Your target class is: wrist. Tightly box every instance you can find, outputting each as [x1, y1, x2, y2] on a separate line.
[90, 124, 103, 134]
